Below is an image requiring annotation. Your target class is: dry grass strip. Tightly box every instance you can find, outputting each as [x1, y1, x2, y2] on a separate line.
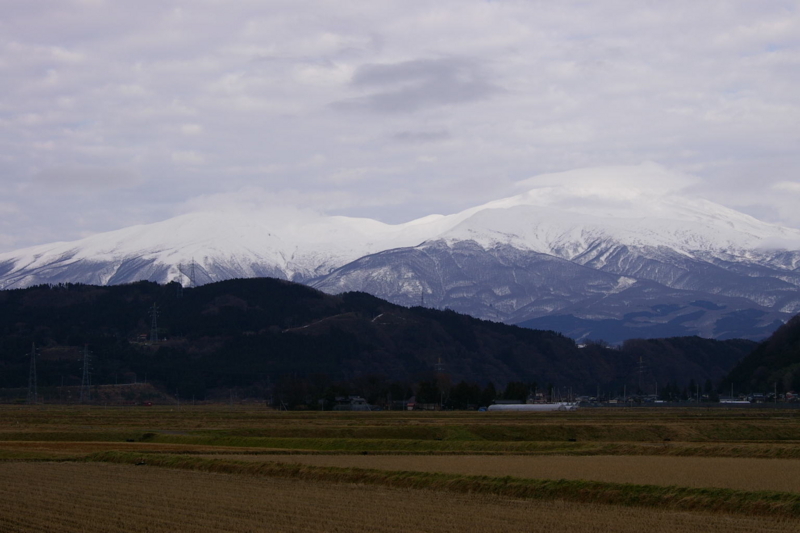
[0, 440, 283, 456]
[6, 438, 800, 462]
[204, 454, 800, 493]
[86, 451, 800, 518]
[2, 461, 800, 533]
[5, 433, 800, 459]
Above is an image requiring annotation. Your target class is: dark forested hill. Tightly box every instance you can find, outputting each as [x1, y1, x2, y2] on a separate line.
[0, 278, 755, 403]
[722, 315, 800, 394]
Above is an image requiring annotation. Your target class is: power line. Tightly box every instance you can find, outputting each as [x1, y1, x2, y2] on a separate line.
[149, 303, 159, 343]
[80, 345, 91, 403]
[27, 343, 37, 404]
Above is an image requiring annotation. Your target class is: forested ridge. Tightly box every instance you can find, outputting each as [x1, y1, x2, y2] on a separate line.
[0, 278, 756, 404]
[722, 315, 800, 394]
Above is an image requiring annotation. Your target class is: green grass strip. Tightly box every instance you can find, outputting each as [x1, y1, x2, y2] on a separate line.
[85, 451, 800, 518]
[0, 450, 76, 461]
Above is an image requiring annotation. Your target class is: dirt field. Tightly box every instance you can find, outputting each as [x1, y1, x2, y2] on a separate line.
[2, 462, 799, 533]
[205, 453, 800, 492]
[3, 406, 800, 530]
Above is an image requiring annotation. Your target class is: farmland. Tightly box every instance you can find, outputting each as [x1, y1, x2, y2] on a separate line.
[2, 405, 800, 531]
[5, 462, 800, 533]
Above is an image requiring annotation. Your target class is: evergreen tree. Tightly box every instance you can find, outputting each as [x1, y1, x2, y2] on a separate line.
[416, 379, 440, 404]
[503, 381, 529, 403]
[481, 382, 497, 407]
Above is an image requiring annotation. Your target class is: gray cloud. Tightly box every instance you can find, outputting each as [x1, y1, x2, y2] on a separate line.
[32, 165, 144, 191]
[334, 58, 500, 113]
[391, 130, 451, 143]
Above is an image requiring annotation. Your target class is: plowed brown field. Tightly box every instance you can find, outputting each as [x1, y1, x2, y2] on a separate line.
[203, 453, 800, 492]
[1, 462, 799, 533]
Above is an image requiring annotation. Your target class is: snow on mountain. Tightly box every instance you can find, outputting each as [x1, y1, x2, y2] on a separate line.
[2, 165, 800, 342]
[440, 185, 800, 257]
[0, 205, 469, 288]
[306, 182, 800, 342]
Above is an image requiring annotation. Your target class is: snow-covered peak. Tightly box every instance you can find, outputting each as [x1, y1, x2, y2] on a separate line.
[2, 165, 800, 289]
[441, 181, 800, 257]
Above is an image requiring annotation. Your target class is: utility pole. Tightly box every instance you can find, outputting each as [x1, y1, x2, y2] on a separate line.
[434, 357, 447, 409]
[80, 345, 91, 403]
[636, 356, 646, 394]
[27, 343, 37, 404]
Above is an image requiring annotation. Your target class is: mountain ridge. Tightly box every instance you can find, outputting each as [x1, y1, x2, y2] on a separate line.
[2, 166, 799, 343]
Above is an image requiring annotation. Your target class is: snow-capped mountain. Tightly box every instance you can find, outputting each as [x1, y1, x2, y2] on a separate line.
[309, 187, 800, 341]
[0, 209, 461, 287]
[2, 170, 799, 342]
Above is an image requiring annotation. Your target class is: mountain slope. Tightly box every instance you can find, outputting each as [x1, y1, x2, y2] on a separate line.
[2, 165, 799, 342]
[309, 187, 800, 342]
[722, 314, 800, 393]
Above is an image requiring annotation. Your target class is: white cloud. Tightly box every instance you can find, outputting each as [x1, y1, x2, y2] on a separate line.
[180, 124, 203, 135]
[171, 151, 205, 165]
[0, 202, 20, 216]
[0, 1, 799, 251]
[177, 185, 411, 216]
[328, 165, 404, 185]
[773, 181, 800, 193]
[514, 162, 697, 195]
[293, 62, 354, 87]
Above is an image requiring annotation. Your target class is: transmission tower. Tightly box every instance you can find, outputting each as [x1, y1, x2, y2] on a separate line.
[27, 343, 37, 404]
[149, 303, 159, 343]
[80, 345, 91, 403]
[177, 264, 187, 287]
[177, 258, 197, 289]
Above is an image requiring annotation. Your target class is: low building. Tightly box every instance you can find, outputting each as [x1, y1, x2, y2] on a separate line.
[333, 395, 372, 411]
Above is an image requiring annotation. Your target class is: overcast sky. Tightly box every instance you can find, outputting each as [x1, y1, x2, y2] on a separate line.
[1, 1, 799, 252]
